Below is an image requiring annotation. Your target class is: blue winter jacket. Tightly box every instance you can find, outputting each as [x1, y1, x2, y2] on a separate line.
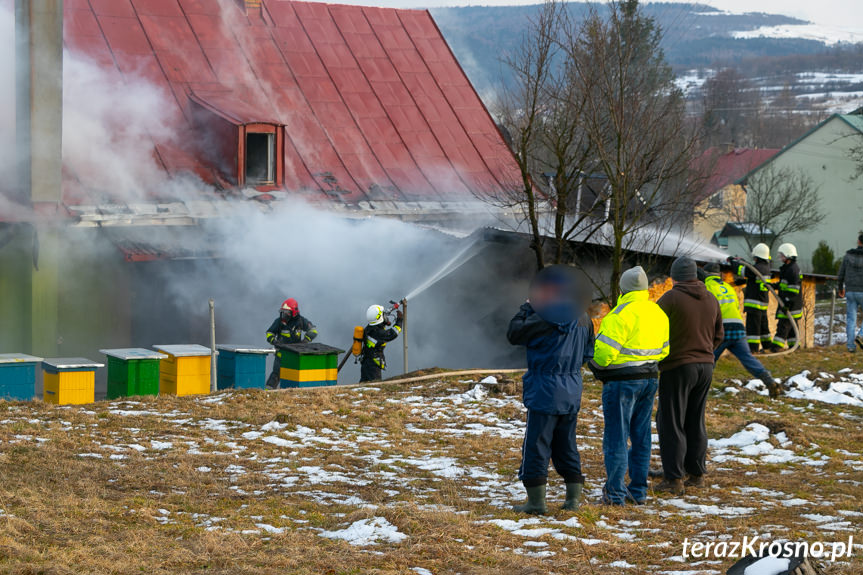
[507, 302, 595, 415]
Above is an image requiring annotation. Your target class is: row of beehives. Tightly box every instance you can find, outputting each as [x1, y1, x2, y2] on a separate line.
[0, 343, 342, 405]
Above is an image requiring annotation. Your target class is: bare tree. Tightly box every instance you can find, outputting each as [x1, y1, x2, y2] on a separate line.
[564, 0, 702, 302]
[741, 164, 825, 249]
[702, 68, 762, 148]
[493, 0, 595, 270]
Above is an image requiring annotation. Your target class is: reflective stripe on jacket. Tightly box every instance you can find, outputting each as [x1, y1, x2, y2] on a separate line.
[705, 274, 745, 329]
[591, 290, 669, 382]
[777, 260, 803, 319]
[738, 259, 771, 310]
[266, 315, 318, 345]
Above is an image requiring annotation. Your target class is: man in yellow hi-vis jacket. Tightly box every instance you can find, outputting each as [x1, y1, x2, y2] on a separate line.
[702, 263, 775, 395]
[590, 266, 669, 506]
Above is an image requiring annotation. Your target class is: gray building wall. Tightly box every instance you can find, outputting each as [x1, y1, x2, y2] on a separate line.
[754, 116, 863, 271]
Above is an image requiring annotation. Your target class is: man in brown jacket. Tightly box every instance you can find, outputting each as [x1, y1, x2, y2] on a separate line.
[655, 257, 723, 495]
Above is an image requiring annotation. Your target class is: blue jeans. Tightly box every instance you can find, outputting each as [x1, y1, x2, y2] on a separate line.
[846, 292, 863, 351]
[601, 378, 657, 505]
[714, 337, 772, 381]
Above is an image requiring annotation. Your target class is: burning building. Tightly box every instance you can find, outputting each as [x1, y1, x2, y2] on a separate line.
[2, 0, 732, 394]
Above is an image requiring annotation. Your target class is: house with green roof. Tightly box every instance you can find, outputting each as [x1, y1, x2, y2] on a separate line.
[737, 112, 863, 271]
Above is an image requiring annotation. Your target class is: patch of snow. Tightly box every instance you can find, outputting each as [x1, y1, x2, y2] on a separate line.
[447, 384, 488, 404]
[150, 440, 173, 450]
[319, 517, 407, 546]
[262, 436, 292, 447]
[78, 453, 103, 458]
[256, 523, 286, 534]
[732, 24, 863, 46]
[480, 376, 497, 384]
[709, 423, 770, 448]
[663, 498, 754, 517]
[785, 371, 863, 406]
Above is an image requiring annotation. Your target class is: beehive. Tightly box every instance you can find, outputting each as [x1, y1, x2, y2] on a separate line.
[216, 345, 273, 390]
[153, 345, 212, 396]
[101, 349, 168, 399]
[42, 358, 103, 405]
[279, 343, 343, 388]
[0, 354, 44, 401]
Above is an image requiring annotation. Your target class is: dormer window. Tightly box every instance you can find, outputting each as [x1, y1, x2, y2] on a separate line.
[246, 132, 275, 185]
[189, 92, 284, 190]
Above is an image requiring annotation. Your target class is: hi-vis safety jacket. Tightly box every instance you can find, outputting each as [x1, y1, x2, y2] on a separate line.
[590, 290, 670, 383]
[777, 259, 803, 320]
[704, 274, 745, 330]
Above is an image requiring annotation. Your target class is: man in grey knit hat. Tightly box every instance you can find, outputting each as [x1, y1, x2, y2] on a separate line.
[654, 257, 723, 495]
[591, 266, 669, 505]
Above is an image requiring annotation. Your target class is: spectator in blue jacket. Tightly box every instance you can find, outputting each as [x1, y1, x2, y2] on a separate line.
[507, 266, 595, 514]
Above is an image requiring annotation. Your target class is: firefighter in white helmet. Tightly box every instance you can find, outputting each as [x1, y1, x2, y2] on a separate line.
[359, 304, 403, 382]
[772, 243, 802, 351]
[729, 243, 774, 353]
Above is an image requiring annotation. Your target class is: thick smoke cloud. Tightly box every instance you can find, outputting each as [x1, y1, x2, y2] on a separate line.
[0, 2, 527, 388]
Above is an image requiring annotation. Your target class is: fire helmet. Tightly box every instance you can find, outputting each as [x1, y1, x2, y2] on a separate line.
[281, 298, 299, 318]
[366, 304, 385, 326]
[751, 243, 771, 261]
[777, 243, 798, 260]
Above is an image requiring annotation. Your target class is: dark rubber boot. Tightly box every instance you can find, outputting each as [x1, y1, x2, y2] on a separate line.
[513, 485, 547, 515]
[562, 483, 583, 511]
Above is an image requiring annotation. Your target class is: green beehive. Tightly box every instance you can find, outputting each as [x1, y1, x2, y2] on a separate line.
[101, 349, 168, 399]
[279, 343, 343, 388]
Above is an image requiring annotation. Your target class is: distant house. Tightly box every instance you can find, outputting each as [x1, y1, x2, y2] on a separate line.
[713, 222, 776, 259]
[691, 147, 779, 244]
[737, 112, 863, 271]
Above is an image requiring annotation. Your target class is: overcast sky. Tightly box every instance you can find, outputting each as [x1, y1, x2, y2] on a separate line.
[335, 0, 861, 31]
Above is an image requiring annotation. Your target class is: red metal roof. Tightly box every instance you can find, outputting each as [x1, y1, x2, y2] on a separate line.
[61, 0, 521, 206]
[694, 147, 780, 204]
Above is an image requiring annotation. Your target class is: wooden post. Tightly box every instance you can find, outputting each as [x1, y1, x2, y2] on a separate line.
[402, 298, 408, 375]
[209, 299, 217, 393]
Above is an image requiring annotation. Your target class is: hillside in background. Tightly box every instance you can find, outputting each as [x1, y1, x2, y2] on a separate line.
[433, 2, 863, 114]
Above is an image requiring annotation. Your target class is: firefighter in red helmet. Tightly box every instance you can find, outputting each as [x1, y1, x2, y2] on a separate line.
[265, 298, 318, 389]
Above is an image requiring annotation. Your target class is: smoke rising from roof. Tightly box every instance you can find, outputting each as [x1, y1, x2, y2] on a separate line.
[0, 2, 525, 385]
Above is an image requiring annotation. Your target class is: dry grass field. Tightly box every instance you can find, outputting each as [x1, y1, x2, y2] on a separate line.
[0, 346, 861, 574]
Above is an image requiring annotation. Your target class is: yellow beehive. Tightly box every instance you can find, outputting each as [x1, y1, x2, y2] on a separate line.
[41, 358, 102, 405]
[279, 367, 338, 383]
[154, 345, 212, 397]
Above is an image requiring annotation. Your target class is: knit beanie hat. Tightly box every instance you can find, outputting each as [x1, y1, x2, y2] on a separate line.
[670, 257, 698, 282]
[619, 266, 648, 294]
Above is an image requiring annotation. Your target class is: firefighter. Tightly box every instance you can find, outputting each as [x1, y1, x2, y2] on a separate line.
[772, 243, 803, 351]
[730, 243, 773, 353]
[265, 298, 318, 389]
[360, 304, 403, 383]
[702, 263, 777, 396]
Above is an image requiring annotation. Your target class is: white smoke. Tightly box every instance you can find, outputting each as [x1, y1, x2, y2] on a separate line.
[0, 1, 528, 386]
[61, 51, 178, 201]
